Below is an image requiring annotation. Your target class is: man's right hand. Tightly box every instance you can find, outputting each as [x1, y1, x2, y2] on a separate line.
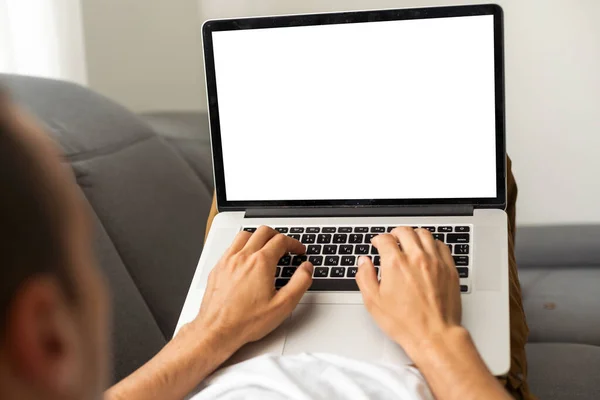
[355, 227, 462, 361]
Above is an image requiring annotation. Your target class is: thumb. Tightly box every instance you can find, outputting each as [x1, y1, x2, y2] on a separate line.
[274, 262, 313, 313]
[356, 256, 379, 303]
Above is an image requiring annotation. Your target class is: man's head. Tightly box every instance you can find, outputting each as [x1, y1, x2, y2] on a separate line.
[0, 87, 108, 399]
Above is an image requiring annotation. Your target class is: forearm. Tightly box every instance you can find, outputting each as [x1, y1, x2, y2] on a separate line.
[410, 327, 511, 400]
[105, 325, 237, 400]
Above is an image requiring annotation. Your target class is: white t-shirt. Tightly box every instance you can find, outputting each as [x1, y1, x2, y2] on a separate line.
[188, 353, 433, 400]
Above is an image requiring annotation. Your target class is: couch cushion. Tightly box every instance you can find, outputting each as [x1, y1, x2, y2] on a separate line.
[91, 209, 166, 384]
[527, 343, 600, 400]
[72, 136, 211, 338]
[3, 75, 212, 370]
[519, 268, 600, 346]
[2, 74, 153, 158]
[139, 112, 214, 192]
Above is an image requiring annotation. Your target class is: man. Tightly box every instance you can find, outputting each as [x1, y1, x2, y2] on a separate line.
[0, 89, 533, 400]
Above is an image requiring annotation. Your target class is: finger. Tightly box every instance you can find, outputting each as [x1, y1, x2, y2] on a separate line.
[226, 230, 252, 254]
[274, 262, 313, 313]
[438, 241, 462, 323]
[389, 226, 423, 255]
[415, 228, 439, 258]
[436, 241, 456, 272]
[261, 233, 306, 263]
[243, 225, 279, 252]
[356, 256, 380, 304]
[371, 234, 405, 265]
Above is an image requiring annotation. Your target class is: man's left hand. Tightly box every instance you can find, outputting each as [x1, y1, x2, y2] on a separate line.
[190, 226, 313, 351]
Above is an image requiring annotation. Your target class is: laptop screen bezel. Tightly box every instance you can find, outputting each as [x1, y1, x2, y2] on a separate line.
[203, 4, 507, 211]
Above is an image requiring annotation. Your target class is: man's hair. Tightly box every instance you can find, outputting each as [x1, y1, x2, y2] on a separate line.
[0, 87, 75, 333]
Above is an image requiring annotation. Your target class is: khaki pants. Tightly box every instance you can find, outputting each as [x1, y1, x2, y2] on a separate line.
[204, 157, 534, 400]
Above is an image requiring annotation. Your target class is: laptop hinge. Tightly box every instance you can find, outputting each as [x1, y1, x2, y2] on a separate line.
[245, 205, 474, 219]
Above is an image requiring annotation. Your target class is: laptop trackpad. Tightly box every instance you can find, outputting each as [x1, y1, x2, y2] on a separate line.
[284, 304, 394, 363]
[221, 317, 289, 368]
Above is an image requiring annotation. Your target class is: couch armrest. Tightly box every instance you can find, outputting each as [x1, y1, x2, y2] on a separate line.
[516, 225, 600, 268]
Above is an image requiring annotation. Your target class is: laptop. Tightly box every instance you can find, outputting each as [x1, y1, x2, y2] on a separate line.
[177, 4, 510, 376]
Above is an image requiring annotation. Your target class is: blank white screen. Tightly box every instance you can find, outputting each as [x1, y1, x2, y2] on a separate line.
[212, 15, 497, 201]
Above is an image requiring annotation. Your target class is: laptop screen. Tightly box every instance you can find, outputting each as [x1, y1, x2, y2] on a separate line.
[207, 10, 502, 205]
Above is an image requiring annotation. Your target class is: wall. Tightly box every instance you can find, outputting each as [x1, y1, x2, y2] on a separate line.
[81, 0, 204, 112]
[83, 0, 600, 225]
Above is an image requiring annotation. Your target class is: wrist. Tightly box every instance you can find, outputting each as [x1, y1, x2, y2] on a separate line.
[157, 323, 241, 391]
[400, 325, 470, 366]
[178, 321, 243, 359]
[398, 326, 508, 400]
[107, 323, 242, 400]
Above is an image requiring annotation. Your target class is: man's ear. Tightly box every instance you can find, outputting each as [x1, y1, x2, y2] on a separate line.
[5, 275, 83, 397]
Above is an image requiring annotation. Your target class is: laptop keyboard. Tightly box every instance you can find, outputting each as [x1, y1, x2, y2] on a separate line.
[242, 225, 472, 293]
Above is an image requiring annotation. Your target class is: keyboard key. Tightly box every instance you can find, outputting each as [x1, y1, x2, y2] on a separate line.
[387, 227, 395, 233]
[309, 256, 324, 266]
[339, 245, 353, 255]
[278, 255, 291, 266]
[317, 234, 332, 244]
[290, 227, 304, 233]
[371, 227, 386, 233]
[456, 226, 471, 233]
[453, 256, 469, 266]
[447, 234, 470, 244]
[275, 227, 289, 233]
[307, 245, 321, 255]
[333, 234, 347, 244]
[323, 245, 337, 255]
[341, 256, 356, 266]
[374, 256, 381, 266]
[422, 227, 436, 232]
[308, 279, 358, 291]
[460, 285, 469, 293]
[457, 268, 469, 278]
[243, 227, 256, 232]
[322, 227, 337, 233]
[275, 279, 290, 289]
[325, 256, 340, 265]
[437, 226, 453, 233]
[306, 227, 320, 233]
[314, 267, 329, 278]
[375, 267, 380, 276]
[433, 233, 445, 241]
[275, 267, 281, 277]
[292, 255, 308, 266]
[354, 245, 369, 255]
[331, 267, 346, 278]
[301, 234, 316, 244]
[354, 227, 369, 233]
[347, 267, 358, 277]
[282, 267, 296, 278]
[364, 234, 377, 243]
[338, 227, 352, 233]
[447, 244, 453, 253]
[370, 246, 379, 255]
[455, 245, 470, 255]
[349, 234, 363, 244]
[289, 234, 301, 240]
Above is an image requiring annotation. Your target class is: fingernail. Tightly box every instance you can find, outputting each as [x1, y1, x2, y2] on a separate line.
[303, 263, 314, 272]
[358, 256, 366, 266]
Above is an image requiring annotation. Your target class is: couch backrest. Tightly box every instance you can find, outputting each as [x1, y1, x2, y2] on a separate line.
[2, 74, 212, 383]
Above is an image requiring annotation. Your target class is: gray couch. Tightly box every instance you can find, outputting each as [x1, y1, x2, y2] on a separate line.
[3, 74, 600, 399]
